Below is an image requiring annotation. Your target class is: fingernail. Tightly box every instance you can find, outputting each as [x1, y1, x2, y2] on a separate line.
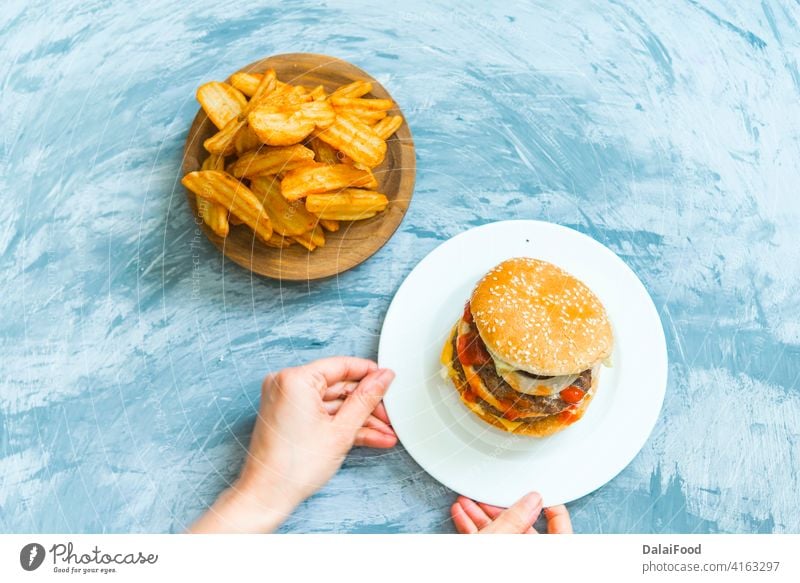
[377, 368, 395, 384]
[362, 369, 395, 396]
[524, 491, 543, 509]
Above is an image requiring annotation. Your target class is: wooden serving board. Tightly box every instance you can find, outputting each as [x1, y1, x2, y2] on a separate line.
[182, 53, 416, 281]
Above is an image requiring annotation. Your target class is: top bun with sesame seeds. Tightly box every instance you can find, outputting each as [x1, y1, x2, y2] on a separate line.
[469, 257, 613, 377]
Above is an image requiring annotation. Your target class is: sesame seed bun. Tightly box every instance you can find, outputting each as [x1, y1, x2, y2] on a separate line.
[470, 257, 613, 376]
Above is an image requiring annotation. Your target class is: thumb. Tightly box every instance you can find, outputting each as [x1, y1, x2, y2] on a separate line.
[334, 368, 395, 432]
[484, 492, 542, 534]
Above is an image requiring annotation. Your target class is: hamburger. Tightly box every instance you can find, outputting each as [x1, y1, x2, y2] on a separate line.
[441, 257, 613, 436]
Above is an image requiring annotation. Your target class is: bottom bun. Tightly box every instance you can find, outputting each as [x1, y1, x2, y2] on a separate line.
[441, 325, 599, 437]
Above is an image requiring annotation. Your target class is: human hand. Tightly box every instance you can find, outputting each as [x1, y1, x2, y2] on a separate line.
[189, 357, 396, 533]
[451, 492, 573, 534]
[242, 356, 397, 503]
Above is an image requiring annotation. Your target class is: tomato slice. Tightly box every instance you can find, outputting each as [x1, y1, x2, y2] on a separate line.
[558, 405, 579, 424]
[462, 301, 474, 324]
[457, 332, 491, 366]
[559, 386, 586, 404]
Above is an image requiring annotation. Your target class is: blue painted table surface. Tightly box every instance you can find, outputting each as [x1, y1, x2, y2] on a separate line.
[2, 0, 799, 534]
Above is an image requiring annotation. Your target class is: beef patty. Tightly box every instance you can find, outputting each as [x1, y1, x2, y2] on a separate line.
[452, 327, 591, 418]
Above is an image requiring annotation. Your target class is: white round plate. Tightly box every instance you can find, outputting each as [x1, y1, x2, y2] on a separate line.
[379, 220, 667, 507]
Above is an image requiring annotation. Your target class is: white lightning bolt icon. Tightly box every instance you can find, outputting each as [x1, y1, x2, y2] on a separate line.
[29, 546, 38, 566]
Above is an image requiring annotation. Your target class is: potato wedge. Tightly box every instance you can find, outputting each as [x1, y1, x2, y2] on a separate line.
[300, 100, 336, 129]
[233, 124, 262, 155]
[201, 153, 225, 172]
[292, 225, 326, 250]
[250, 176, 320, 236]
[203, 118, 246, 156]
[311, 209, 377, 221]
[230, 72, 263, 97]
[318, 218, 340, 232]
[263, 233, 295, 248]
[280, 164, 378, 201]
[305, 189, 388, 220]
[197, 154, 230, 237]
[309, 85, 327, 101]
[332, 107, 387, 123]
[315, 114, 386, 168]
[196, 82, 247, 130]
[291, 237, 315, 251]
[308, 136, 340, 165]
[244, 69, 278, 113]
[248, 107, 315, 146]
[373, 115, 403, 140]
[246, 80, 329, 146]
[228, 144, 315, 178]
[330, 96, 394, 111]
[331, 80, 372, 99]
[198, 200, 230, 237]
[259, 84, 312, 109]
[208, 128, 243, 232]
[308, 135, 353, 165]
[247, 99, 330, 147]
[182, 170, 273, 242]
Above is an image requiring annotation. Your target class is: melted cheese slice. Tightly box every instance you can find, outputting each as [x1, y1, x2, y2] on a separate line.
[461, 393, 524, 431]
[492, 413, 524, 431]
[461, 363, 505, 411]
[490, 351, 578, 396]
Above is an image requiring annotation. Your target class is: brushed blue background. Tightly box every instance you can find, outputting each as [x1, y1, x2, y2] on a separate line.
[1, 0, 799, 533]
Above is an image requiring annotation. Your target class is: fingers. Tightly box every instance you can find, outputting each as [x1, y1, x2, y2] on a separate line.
[323, 400, 395, 435]
[322, 399, 394, 428]
[322, 398, 351, 415]
[334, 368, 395, 431]
[372, 402, 391, 425]
[476, 500, 536, 534]
[451, 502, 478, 534]
[456, 496, 492, 530]
[324, 385, 392, 426]
[483, 492, 542, 534]
[544, 505, 573, 534]
[363, 414, 395, 436]
[354, 427, 397, 448]
[303, 356, 378, 386]
[476, 501, 504, 519]
[322, 381, 359, 401]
